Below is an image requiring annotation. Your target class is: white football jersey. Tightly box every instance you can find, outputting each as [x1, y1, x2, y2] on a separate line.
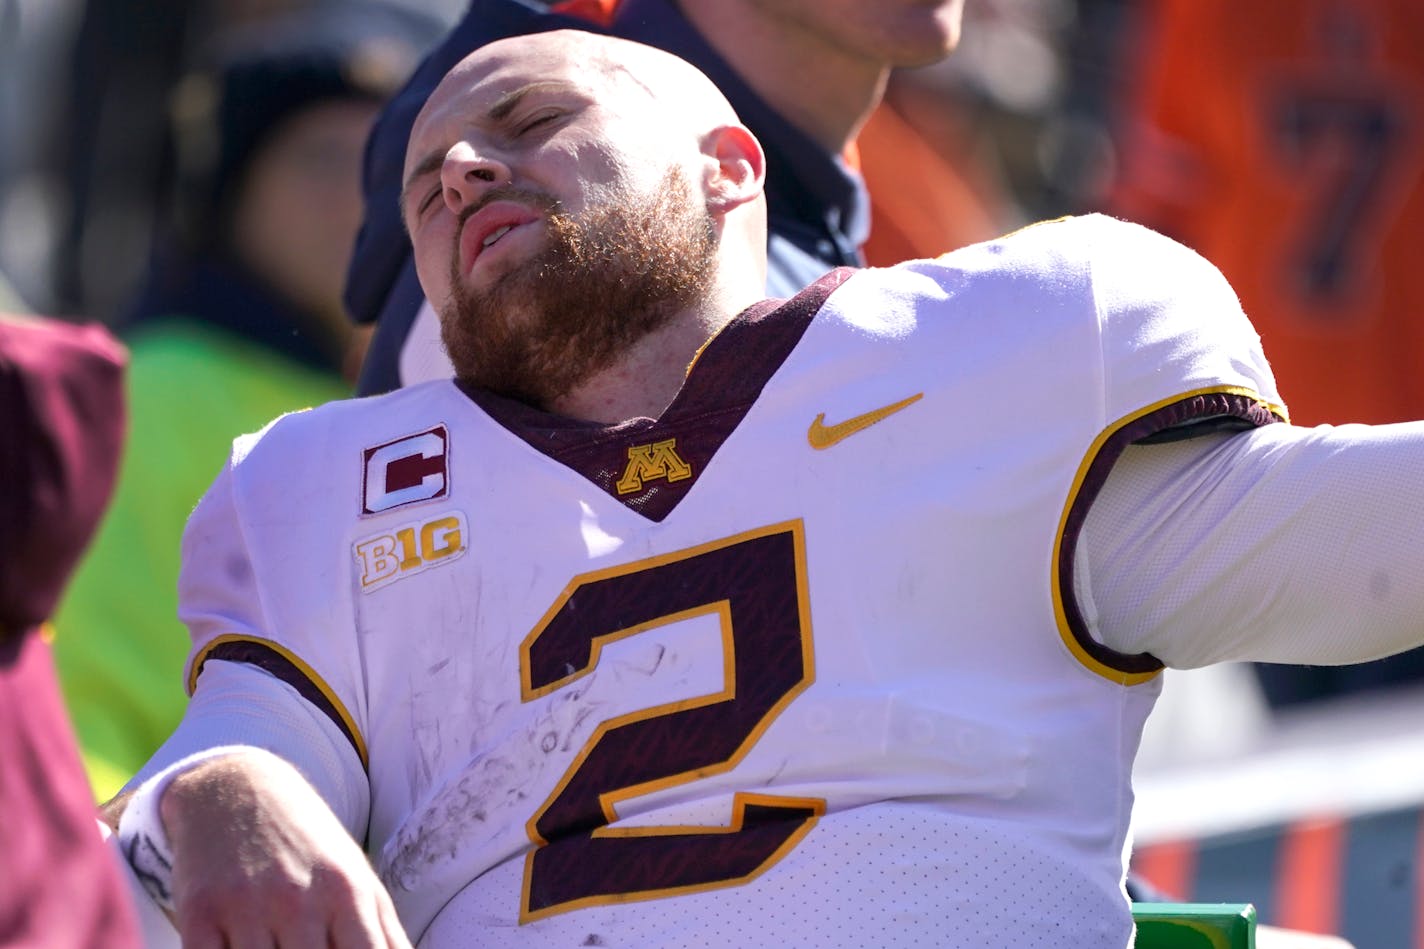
[178, 215, 1282, 947]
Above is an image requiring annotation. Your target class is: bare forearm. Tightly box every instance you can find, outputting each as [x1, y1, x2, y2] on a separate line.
[123, 746, 410, 949]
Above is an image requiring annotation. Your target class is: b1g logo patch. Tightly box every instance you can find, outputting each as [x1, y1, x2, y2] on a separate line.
[363, 426, 448, 515]
[354, 511, 467, 592]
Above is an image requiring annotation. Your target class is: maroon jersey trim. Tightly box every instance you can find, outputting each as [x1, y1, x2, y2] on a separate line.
[456, 269, 855, 522]
[1057, 389, 1287, 678]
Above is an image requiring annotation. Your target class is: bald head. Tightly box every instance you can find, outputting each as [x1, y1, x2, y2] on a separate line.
[475, 29, 743, 130]
[404, 30, 748, 207]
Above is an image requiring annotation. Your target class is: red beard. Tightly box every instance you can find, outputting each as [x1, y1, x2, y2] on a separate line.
[441, 166, 718, 409]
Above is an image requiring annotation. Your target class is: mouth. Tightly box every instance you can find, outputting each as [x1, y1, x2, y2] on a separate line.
[458, 201, 544, 276]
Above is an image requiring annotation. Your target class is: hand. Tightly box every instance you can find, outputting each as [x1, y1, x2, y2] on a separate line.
[160, 748, 411, 949]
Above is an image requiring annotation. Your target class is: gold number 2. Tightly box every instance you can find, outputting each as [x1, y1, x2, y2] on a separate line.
[518, 521, 823, 922]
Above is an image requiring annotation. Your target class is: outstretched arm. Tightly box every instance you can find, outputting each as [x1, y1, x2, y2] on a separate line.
[1081, 420, 1424, 667]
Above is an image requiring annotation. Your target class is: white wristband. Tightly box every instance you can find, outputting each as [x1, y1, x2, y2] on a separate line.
[116, 745, 252, 913]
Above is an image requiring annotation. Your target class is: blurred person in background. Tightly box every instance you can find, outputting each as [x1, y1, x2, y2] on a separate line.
[51, 1, 440, 801]
[855, 0, 1079, 268]
[856, 65, 1023, 268]
[7, 0, 311, 319]
[0, 313, 139, 949]
[31, 0, 458, 319]
[1104, 0, 1424, 711]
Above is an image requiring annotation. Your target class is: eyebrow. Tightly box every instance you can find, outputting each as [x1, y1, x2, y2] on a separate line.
[400, 80, 578, 217]
[488, 80, 572, 122]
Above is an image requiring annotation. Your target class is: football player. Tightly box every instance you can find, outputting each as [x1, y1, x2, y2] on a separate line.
[114, 30, 1424, 948]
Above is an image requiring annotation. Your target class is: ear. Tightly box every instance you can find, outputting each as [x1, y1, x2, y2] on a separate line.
[701, 124, 765, 214]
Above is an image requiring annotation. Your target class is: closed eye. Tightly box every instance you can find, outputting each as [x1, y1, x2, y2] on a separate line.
[515, 109, 562, 137]
[417, 187, 441, 217]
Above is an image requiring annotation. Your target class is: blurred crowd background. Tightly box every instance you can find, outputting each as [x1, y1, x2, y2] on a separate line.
[2, 1, 1421, 945]
[0, 0, 454, 315]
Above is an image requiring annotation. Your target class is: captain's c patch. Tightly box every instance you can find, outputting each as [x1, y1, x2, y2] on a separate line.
[354, 511, 467, 592]
[363, 426, 448, 515]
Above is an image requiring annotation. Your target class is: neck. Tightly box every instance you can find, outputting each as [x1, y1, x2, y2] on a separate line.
[547, 305, 729, 424]
[680, 0, 889, 153]
[547, 212, 767, 424]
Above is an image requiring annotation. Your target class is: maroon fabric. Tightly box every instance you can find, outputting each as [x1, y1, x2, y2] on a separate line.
[0, 316, 140, 947]
[0, 633, 141, 947]
[0, 318, 127, 634]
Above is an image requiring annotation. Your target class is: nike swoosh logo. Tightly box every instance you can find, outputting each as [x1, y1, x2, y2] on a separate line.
[807, 393, 923, 450]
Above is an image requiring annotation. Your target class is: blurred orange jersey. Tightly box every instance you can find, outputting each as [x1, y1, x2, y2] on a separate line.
[1109, 0, 1424, 424]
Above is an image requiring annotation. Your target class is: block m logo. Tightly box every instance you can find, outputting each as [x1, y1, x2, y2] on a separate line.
[616, 439, 692, 495]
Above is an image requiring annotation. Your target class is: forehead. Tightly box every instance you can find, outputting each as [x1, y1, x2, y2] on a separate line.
[450, 41, 596, 102]
[412, 43, 613, 141]
[402, 33, 686, 191]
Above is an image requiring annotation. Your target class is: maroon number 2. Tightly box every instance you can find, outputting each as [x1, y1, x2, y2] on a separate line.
[518, 521, 823, 922]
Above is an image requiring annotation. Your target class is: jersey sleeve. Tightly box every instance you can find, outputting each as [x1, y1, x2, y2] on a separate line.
[127, 659, 369, 836]
[1039, 214, 1289, 683]
[178, 426, 371, 777]
[178, 440, 269, 682]
[1082, 421, 1424, 669]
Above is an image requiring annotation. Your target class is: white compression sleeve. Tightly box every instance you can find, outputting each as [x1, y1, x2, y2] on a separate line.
[123, 658, 369, 837]
[1081, 420, 1424, 669]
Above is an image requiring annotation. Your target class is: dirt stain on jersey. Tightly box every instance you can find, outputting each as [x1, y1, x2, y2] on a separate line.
[380, 675, 607, 892]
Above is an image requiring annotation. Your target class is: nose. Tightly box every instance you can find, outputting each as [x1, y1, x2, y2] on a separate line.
[439, 142, 511, 213]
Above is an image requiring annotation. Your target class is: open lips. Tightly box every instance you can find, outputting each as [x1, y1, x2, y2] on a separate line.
[459, 201, 544, 274]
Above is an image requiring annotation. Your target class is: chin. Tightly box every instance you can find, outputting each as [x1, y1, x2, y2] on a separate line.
[878, 5, 963, 66]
